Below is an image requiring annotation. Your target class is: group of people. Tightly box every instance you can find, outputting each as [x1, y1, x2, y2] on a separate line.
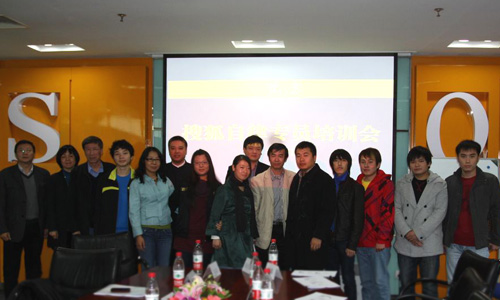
[1, 134, 499, 300]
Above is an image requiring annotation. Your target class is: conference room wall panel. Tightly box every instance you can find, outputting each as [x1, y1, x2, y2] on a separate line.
[0, 58, 152, 283]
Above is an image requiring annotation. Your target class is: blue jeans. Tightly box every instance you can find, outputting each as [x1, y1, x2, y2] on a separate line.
[357, 247, 391, 300]
[446, 243, 489, 283]
[397, 253, 440, 297]
[139, 227, 173, 269]
[326, 240, 357, 300]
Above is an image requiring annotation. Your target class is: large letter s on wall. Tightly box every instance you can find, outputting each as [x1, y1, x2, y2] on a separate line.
[7, 93, 60, 163]
[426, 92, 488, 158]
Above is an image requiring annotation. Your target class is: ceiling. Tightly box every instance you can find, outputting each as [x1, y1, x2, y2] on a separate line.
[1, 0, 500, 60]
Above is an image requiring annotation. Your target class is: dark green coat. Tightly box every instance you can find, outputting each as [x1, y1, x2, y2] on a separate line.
[206, 178, 258, 268]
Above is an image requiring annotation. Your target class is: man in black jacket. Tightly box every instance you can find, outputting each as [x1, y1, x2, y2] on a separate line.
[285, 141, 336, 270]
[443, 140, 500, 282]
[327, 149, 364, 300]
[94, 139, 135, 235]
[73, 136, 114, 235]
[225, 135, 269, 181]
[0, 140, 50, 298]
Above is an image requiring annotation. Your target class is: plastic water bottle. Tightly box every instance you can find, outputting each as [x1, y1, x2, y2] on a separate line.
[145, 272, 159, 300]
[193, 239, 203, 275]
[173, 252, 185, 288]
[252, 261, 264, 300]
[261, 268, 274, 300]
[268, 239, 278, 265]
[249, 251, 260, 285]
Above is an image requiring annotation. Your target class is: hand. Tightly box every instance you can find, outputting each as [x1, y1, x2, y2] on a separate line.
[216, 221, 222, 231]
[345, 248, 356, 257]
[0, 232, 11, 241]
[489, 243, 499, 251]
[213, 239, 222, 249]
[375, 243, 386, 252]
[310, 237, 322, 251]
[49, 231, 58, 239]
[136, 235, 146, 251]
[72, 231, 81, 235]
[405, 230, 423, 247]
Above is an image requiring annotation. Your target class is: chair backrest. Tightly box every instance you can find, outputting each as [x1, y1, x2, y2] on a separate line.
[72, 232, 138, 279]
[450, 267, 488, 300]
[467, 290, 491, 300]
[50, 247, 120, 299]
[451, 250, 500, 296]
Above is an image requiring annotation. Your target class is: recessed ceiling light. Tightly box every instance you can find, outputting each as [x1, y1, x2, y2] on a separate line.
[241, 40, 253, 43]
[27, 44, 85, 52]
[232, 40, 285, 49]
[448, 40, 500, 48]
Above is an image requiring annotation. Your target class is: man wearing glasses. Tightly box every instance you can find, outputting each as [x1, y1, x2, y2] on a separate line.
[0, 140, 50, 298]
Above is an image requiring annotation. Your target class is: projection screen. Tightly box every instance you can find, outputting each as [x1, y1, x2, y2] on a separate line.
[164, 54, 396, 180]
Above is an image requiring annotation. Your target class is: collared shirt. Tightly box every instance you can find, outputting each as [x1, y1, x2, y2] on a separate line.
[18, 164, 33, 176]
[271, 170, 285, 222]
[251, 164, 257, 178]
[297, 166, 314, 196]
[88, 161, 104, 178]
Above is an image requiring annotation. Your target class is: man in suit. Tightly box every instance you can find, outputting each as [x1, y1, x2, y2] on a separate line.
[226, 135, 269, 180]
[285, 141, 335, 270]
[0, 140, 50, 298]
[74, 136, 114, 235]
[250, 143, 295, 268]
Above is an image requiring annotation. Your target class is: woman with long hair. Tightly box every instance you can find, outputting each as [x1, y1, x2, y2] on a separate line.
[171, 149, 222, 267]
[46, 145, 80, 248]
[206, 155, 258, 268]
[129, 147, 175, 268]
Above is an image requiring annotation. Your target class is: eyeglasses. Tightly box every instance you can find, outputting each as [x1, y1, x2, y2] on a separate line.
[145, 158, 161, 162]
[194, 161, 208, 166]
[17, 149, 33, 154]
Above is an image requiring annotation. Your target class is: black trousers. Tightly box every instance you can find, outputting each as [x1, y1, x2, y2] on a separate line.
[3, 219, 44, 298]
[256, 222, 286, 270]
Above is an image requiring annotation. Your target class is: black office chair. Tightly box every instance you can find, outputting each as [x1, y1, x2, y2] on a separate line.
[396, 267, 488, 300]
[72, 232, 138, 279]
[8, 247, 120, 300]
[398, 250, 500, 299]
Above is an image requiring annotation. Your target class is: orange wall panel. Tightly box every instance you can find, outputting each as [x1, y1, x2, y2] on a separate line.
[0, 58, 152, 283]
[70, 66, 148, 168]
[413, 60, 500, 158]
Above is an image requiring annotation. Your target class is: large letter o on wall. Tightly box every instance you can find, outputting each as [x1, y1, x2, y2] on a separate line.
[426, 92, 489, 158]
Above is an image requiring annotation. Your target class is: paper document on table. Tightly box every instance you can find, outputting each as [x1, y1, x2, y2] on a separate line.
[94, 284, 146, 298]
[291, 270, 337, 277]
[295, 292, 348, 300]
[293, 276, 340, 290]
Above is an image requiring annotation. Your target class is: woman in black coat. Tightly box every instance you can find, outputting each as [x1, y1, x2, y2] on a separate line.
[46, 145, 80, 249]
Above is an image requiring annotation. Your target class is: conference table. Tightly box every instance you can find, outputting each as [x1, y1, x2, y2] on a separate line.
[80, 267, 347, 299]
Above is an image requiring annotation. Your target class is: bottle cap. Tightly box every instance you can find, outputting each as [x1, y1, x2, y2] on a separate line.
[195, 239, 201, 244]
[252, 252, 258, 256]
[148, 272, 156, 278]
[256, 261, 262, 266]
[264, 268, 271, 274]
[271, 239, 276, 243]
[176, 252, 182, 257]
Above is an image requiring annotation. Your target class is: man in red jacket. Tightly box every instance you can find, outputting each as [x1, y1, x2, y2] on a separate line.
[356, 147, 394, 300]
